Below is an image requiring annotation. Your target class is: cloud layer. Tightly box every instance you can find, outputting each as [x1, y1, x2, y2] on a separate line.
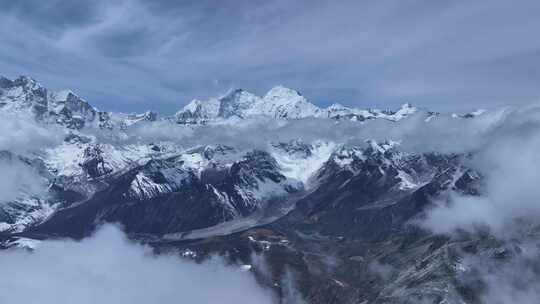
[415, 106, 540, 303]
[117, 107, 508, 155]
[0, 112, 61, 155]
[0, 225, 275, 304]
[1, 0, 540, 113]
[420, 105, 540, 236]
[0, 157, 48, 204]
[0, 113, 60, 204]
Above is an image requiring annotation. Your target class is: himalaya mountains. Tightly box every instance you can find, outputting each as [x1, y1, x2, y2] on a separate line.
[0, 75, 433, 235]
[0, 75, 516, 304]
[0, 75, 420, 129]
[175, 85, 417, 124]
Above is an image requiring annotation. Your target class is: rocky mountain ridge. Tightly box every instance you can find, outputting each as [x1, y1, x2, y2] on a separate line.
[0, 75, 497, 304]
[174, 85, 418, 124]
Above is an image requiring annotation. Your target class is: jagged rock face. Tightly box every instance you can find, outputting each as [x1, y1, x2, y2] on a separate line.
[28, 159, 224, 237]
[0, 151, 55, 233]
[30, 149, 303, 237]
[231, 151, 286, 186]
[98, 111, 114, 130]
[175, 98, 220, 124]
[22, 138, 478, 244]
[0, 76, 161, 130]
[218, 89, 262, 118]
[272, 140, 314, 158]
[201, 144, 235, 160]
[225, 150, 302, 214]
[0, 76, 96, 129]
[0, 76, 49, 118]
[52, 91, 97, 128]
[127, 160, 193, 200]
[285, 143, 479, 240]
[80, 145, 113, 179]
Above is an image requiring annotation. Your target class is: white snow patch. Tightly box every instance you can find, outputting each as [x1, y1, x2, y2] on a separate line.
[397, 170, 419, 190]
[239, 265, 253, 272]
[7, 237, 41, 250]
[45, 142, 85, 176]
[0, 222, 11, 232]
[180, 153, 207, 176]
[271, 141, 336, 184]
[129, 168, 190, 200]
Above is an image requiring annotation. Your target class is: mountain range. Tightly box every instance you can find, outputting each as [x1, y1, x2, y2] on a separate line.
[0, 75, 503, 303]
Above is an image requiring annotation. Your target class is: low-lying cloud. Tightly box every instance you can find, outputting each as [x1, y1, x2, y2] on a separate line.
[458, 239, 540, 304]
[420, 106, 540, 237]
[116, 106, 509, 155]
[0, 113, 60, 204]
[415, 106, 540, 303]
[4, 100, 540, 303]
[0, 157, 48, 203]
[3, 0, 540, 113]
[0, 225, 275, 304]
[0, 112, 62, 155]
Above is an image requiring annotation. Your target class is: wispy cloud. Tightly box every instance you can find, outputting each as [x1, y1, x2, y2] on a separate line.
[0, 157, 48, 204]
[0, 224, 276, 304]
[1, 0, 539, 113]
[0, 112, 62, 154]
[420, 105, 540, 236]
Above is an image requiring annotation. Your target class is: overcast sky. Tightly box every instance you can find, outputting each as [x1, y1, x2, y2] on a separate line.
[1, 0, 539, 113]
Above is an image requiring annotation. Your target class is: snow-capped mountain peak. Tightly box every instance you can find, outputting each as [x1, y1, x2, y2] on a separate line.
[0, 75, 41, 90]
[326, 103, 348, 111]
[53, 89, 77, 102]
[50, 90, 97, 128]
[0, 75, 49, 118]
[394, 102, 417, 118]
[173, 84, 421, 124]
[217, 88, 262, 118]
[1, 75, 422, 130]
[263, 85, 304, 104]
[0, 75, 98, 128]
[175, 98, 220, 124]
[0, 75, 164, 130]
[261, 85, 321, 119]
[451, 108, 487, 119]
[175, 86, 323, 123]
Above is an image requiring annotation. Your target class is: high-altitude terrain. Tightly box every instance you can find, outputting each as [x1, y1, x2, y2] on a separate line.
[0, 76, 528, 303]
